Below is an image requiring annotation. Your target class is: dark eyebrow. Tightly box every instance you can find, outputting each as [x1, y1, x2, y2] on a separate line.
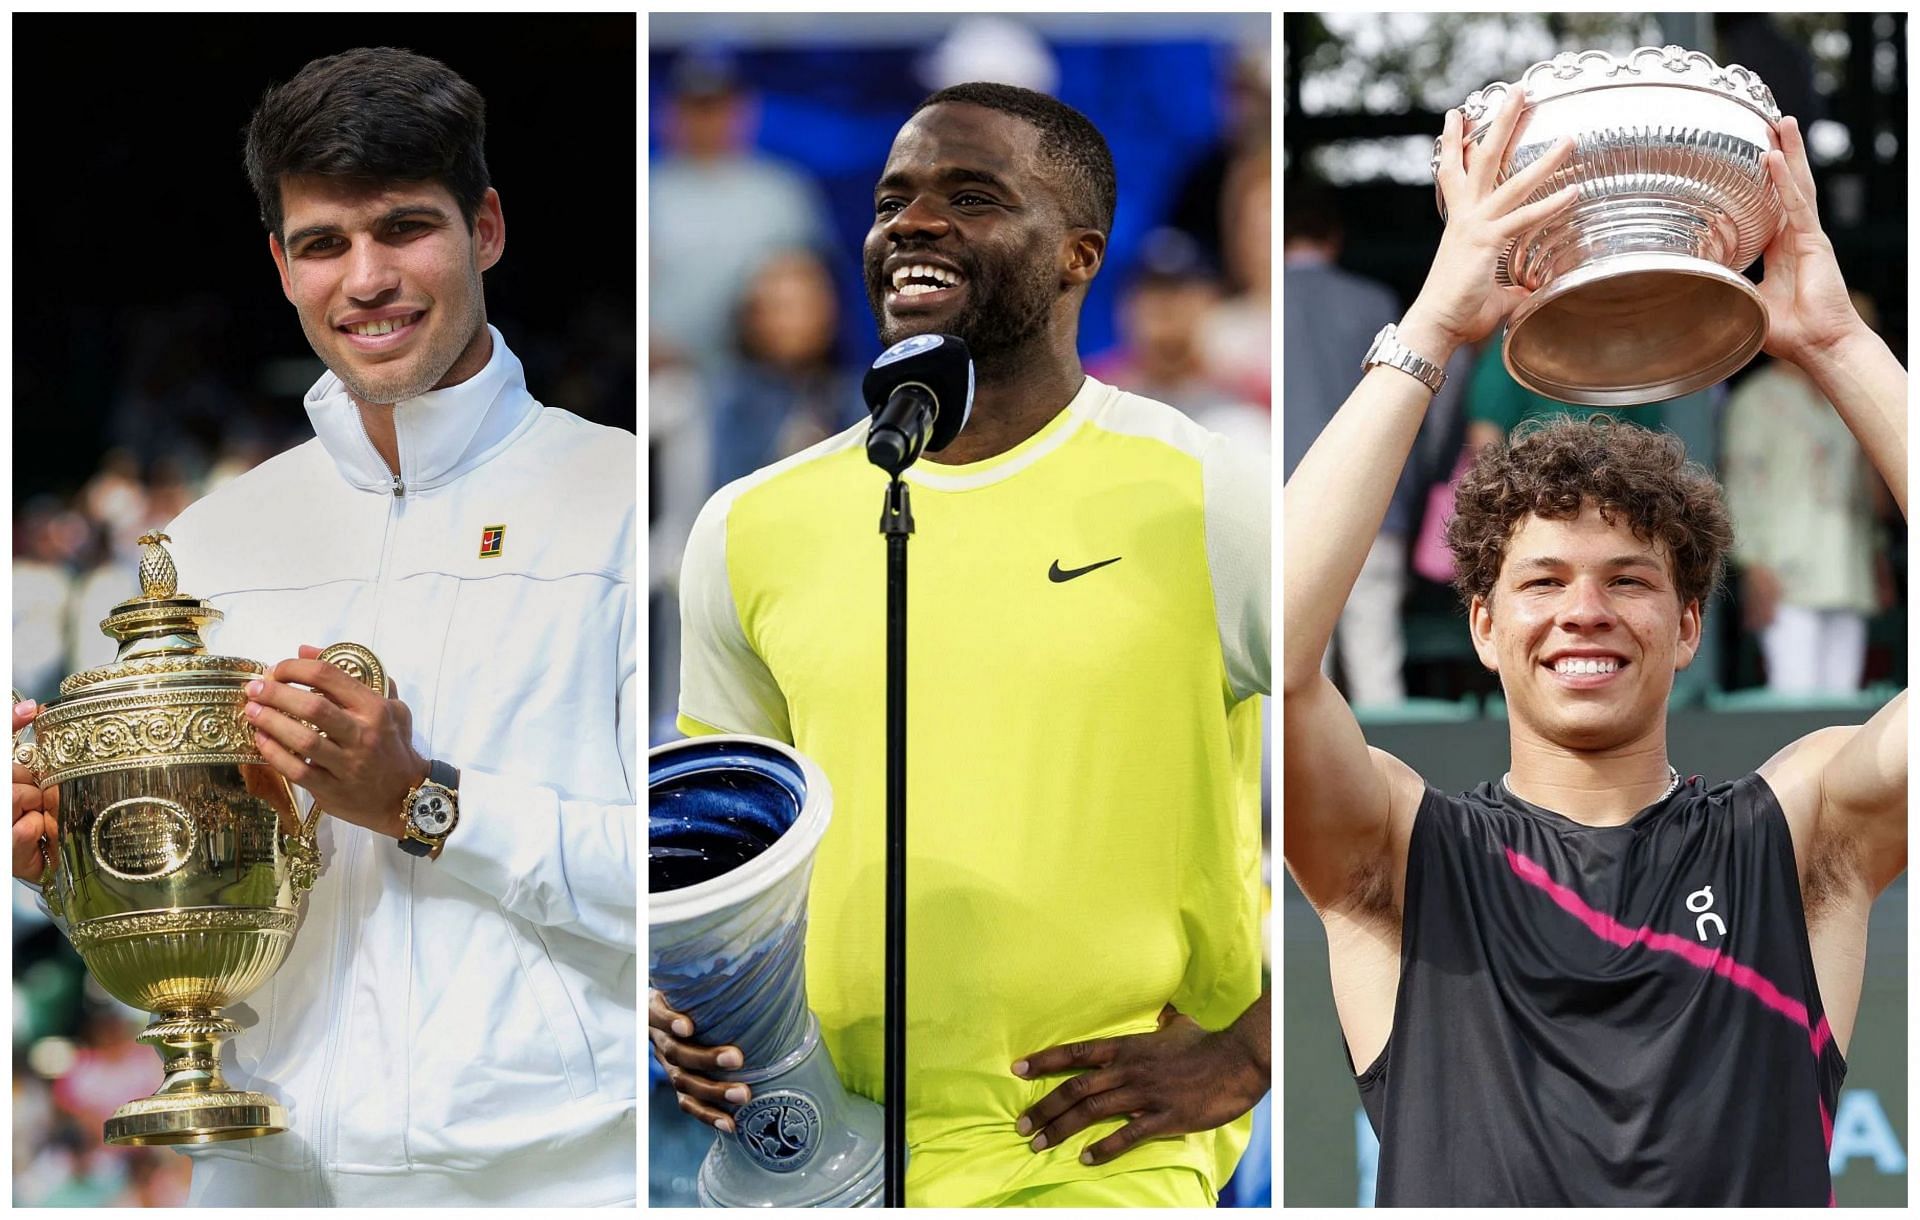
[874, 165, 1015, 198]
[1513, 554, 1665, 574]
[284, 203, 452, 249]
[1606, 553, 1666, 571]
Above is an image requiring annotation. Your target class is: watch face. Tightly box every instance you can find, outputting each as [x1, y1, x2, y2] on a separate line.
[412, 790, 456, 836]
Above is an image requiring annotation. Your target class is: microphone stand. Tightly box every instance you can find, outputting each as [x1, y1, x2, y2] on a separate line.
[879, 475, 912, 1208]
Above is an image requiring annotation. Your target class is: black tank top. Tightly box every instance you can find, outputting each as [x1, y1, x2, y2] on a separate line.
[1355, 773, 1844, 1205]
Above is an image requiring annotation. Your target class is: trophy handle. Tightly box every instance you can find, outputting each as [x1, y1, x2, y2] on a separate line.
[11, 688, 60, 915]
[288, 644, 391, 868]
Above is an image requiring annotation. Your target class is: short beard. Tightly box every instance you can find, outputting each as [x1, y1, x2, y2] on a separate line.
[866, 240, 1060, 375]
[312, 264, 486, 406]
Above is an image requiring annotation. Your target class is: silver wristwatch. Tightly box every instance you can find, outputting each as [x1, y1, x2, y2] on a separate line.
[1362, 323, 1447, 395]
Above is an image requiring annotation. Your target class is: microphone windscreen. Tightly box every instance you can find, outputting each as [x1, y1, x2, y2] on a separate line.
[862, 334, 974, 453]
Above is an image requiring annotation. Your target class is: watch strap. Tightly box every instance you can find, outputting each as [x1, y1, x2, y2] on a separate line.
[399, 833, 434, 858]
[1364, 323, 1447, 395]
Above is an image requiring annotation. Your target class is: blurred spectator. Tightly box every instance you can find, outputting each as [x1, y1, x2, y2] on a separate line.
[917, 15, 1059, 94]
[1201, 145, 1273, 417]
[50, 1011, 161, 1141]
[649, 348, 710, 741]
[708, 248, 865, 489]
[1283, 180, 1463, 707]
[1169, 44, 1270, 274]
[113, 1148, 192, 1208]
[79, 450, 148, 549]
[1722, 292, 1889, 693]
[650, 48, 834, 373]
[14, 1070, 57, 1190]
[66, 530, 149, 676]
[18, 1121, 120, 1206]
[13, 498, 87, 703]
[1089, 227, 1258, 436]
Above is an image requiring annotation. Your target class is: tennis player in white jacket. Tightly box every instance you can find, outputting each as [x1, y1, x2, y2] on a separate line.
[14, 47, 636, 1206]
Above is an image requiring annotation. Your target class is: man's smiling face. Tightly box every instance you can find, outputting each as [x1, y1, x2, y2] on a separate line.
[1471, 502, 1701, 750]
[862, 103, 1069, 363]
[270, 175, 503, 406]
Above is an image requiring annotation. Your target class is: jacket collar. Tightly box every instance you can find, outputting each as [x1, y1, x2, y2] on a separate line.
[303, 324, 540, 492]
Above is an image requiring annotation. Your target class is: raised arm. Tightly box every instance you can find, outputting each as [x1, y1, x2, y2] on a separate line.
[1757, 115, 1907, 519]
[1282, 98, 1577, 908]
[1751, 114, 1908, 900]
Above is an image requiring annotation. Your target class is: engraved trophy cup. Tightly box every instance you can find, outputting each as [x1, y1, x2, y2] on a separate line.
[1437, 45, 1785, 405]
[13, 532, 386, 1145]
[649, 736, 884, 1207]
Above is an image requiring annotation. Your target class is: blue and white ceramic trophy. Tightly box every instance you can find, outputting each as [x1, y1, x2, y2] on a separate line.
[649, 736, 884, 1207]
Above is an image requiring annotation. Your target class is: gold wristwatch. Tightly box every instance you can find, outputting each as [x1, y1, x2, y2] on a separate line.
[400, 759, 460, 858]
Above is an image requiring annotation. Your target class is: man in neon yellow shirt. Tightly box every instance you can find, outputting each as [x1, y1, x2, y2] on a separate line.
[651, 82, 1270, 1206]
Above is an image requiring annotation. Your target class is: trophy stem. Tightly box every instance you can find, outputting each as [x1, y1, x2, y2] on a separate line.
[140, 1007, 238, 1093]
[103, 1007, 288, 1146]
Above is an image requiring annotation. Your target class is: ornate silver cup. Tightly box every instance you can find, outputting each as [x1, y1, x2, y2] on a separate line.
[1435, 45, 1784, 405]
[649, 736, 884, 1207]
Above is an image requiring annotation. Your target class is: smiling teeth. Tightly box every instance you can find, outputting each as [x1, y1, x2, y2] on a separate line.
[344, 314, 418, 336]
[891, 263, 962, 293]
[1555, 657, 1620, 675]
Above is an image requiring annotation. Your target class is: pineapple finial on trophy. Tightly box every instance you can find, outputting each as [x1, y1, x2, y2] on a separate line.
[137, 531, 178, 599]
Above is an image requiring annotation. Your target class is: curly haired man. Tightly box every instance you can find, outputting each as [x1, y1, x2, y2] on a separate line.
[1283, 97, 1906, 1205]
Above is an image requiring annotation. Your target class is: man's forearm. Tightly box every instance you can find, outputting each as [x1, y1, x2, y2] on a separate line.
[1226, 989, 1271, 1081]
[1796, 324, 1908, 520]
[1283, 315, 1458, 694]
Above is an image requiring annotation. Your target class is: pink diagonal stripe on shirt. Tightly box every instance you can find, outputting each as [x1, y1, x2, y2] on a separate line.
[1503, 846, 1814, 1037]
[1821, 1099, 1837, 1208]
[1810, 1014, 1832, 1058]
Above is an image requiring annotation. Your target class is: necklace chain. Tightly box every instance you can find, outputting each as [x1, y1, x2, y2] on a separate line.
[1502, 765, 1682, 804]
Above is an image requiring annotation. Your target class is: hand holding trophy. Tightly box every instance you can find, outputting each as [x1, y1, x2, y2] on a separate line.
[1435, 45, 1788, 405]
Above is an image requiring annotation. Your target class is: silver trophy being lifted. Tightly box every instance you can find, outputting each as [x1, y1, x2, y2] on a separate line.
[1435, 45, 1785, 405]
[649, 736, 884, 1207]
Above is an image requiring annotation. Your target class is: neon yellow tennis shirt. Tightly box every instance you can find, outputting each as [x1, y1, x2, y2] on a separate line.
[677, 377, 1269, 1205]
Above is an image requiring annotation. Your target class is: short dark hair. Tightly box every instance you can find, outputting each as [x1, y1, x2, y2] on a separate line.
[912, 82, 1116, 235]
[244, 47, 490, 239]
[1447, 415, 1734, 609]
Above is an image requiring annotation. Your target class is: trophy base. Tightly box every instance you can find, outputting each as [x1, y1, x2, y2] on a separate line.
[1505, 252, 1767, 406]
[104, 1090, 287, 1146]
[695, 1019, 885, 1207]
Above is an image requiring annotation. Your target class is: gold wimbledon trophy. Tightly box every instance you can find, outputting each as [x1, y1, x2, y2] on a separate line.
[13, 532, 386, 1145]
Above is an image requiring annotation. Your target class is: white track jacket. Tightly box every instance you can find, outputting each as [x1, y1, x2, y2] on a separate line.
[156, 328, 636, 1205]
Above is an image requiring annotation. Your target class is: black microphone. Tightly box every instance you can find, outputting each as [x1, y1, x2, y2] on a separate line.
[862, 334, 974, 476]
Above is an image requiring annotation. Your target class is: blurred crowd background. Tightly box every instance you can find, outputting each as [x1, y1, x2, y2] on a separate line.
[1280, 11, 1908, 1206]
[11, 17, 635, 1205]
[648, 12, 1271, 1207]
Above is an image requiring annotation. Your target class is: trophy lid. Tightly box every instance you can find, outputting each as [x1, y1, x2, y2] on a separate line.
[58, 532, 264, 697]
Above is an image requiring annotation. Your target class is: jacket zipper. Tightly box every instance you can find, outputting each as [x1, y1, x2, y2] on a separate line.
[314, 411, 407, 1197]
[351, 408, 406, 497]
